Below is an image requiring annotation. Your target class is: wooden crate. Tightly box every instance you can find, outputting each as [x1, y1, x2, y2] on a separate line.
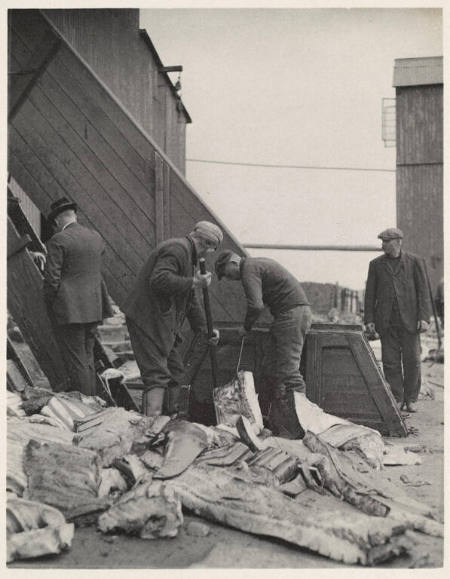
[304, 324, 407, 436]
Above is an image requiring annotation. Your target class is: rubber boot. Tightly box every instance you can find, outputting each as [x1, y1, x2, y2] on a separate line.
[164, 382, 181, 417]
[177, 385, 191, 420]
[268, 385, 305, 440]
[142, 387, 165, 417]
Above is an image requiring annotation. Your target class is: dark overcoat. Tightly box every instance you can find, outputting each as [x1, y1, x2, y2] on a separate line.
[43, 222, 112, 325]
[364, 251, 432, 335]
[122, 236, 205, 356]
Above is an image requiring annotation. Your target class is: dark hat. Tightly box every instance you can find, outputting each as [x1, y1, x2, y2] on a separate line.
[48, 197, 77, 222]
[215, 249, 235, 280]
[377, 227, 403, 241]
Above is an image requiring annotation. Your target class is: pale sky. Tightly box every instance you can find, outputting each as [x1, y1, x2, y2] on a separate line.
[144, 8, 441, 289]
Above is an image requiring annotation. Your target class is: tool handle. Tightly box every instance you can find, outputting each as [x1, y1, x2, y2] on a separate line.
[422, 259, 442, 350]
[199, 258, 214, 338]
[236, 336, 245, 376]
[198, 257, 219, 388]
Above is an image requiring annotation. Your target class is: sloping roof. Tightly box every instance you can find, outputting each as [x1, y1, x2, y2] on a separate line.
[393, 56, 443, 87]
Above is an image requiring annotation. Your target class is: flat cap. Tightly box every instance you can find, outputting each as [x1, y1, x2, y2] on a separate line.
[377, 227, 403, 241]
[214, 249, 234, 279]
[192, 220, 223, 246]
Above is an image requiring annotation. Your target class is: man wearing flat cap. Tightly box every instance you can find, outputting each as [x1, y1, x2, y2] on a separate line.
[215, 251, 311, 439]
[43, 197, 112, 395]
[364, 228, 431, 412]
[123, 221, 223, 417]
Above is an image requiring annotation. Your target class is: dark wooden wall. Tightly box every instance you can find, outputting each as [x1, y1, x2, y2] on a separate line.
[396, 84, 443, 290]
[396, 86, 443, 165]
[8, 9, 249, 328]
[41, 8, 188, 173]
[8, 217, 68, 389]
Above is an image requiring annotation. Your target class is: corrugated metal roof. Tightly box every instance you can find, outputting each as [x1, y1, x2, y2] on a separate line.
[393, 56, 443, 87]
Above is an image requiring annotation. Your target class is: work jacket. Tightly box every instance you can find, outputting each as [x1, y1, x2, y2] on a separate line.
[43, 222, 112, 325]
[364, 251, 431, 335]
[122, 236, 205, 355]
[240, 257, 310, 331]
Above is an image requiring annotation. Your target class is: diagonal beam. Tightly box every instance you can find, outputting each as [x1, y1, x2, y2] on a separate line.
[8, 31, 62, 122]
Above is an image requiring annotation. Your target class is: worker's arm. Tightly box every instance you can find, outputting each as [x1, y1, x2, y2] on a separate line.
[435, 279, 444, 319]
[43, 237, 64, 308]
[150, 245, 194, 296]
[186, 290, 207, 333]
[414, 258, 432, 325]
[363, 260, 377, 327]
[241, 264, 265, 331]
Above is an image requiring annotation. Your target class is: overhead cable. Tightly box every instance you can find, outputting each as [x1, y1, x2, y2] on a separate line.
[186, 158, 395, 173]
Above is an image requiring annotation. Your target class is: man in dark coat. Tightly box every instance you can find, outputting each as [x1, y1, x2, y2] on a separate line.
[364, 228, 431, 412]
[215, 251, 311, 439]
[123, 221, 223, 416]
[43, 197, 112, 395]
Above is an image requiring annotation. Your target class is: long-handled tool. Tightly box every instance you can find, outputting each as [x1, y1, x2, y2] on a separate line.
[199, 257, 219, 389]
[422, 259, 442, 353]
[235, 336, 245, 377]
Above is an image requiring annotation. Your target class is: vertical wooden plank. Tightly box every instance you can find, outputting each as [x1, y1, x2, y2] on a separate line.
[163, 162, 171, 238]
[396, 85, 443, 165]
[154, 152, 164, 243]
[7, 216, 69, 390]
[305, 333, 321, 404]
[397, 164, 443, 290]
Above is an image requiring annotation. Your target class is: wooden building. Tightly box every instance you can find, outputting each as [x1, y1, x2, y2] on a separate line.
[8, 9, 402, 435]
[393, 56, 443, 290]
[42, 8, 190, 174]
[8, 8, 251, 387]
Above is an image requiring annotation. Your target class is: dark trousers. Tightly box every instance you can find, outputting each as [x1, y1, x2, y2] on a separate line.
[56, 322, 99, 396]
[381, 324, 421, 404]
[126, 318, 185, 392]
[260, 305, 312, 414]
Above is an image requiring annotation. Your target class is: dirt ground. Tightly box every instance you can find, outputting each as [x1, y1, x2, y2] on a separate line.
[9, 341, 444, 571]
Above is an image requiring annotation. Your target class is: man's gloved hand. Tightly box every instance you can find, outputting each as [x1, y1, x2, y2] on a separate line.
[208, 328, 220, 346]
[193, 270, 212, 289]
[365, 322, 376, 334]
[238, 327, 249, 338]
[417, 320, 430, 333]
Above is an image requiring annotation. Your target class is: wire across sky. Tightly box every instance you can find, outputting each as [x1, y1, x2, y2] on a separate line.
[186, 158, 396, 173]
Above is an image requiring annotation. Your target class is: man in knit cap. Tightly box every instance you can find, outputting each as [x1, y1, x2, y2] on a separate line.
[364, 228, 431, 413]
[123, 221, 223, 417]
[215, 250, 311, 439]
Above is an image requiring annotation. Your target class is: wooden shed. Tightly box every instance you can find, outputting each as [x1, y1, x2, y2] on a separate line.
[41, 8, 191, 174]
[393, 56, 443, 290]
[8, 8, 255, 388]
[8, 9, 249, 321]
[7, 10, 406, 440]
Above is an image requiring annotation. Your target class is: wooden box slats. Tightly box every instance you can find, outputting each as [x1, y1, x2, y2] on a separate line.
[305, 324, 407, 437]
